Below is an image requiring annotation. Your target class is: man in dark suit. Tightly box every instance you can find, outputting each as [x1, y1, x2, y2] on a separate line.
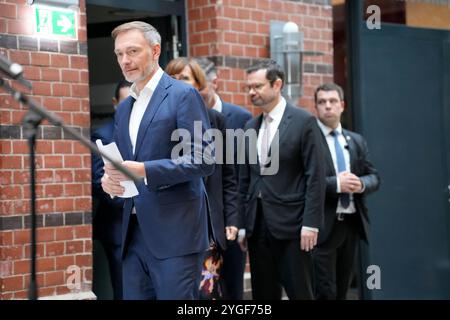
[238, 60, 325, 300]
[312, 83, 380, 300]
[91, 80, 130, 299]
[101, 21, 214, 300]
[196, 57, 252, 300]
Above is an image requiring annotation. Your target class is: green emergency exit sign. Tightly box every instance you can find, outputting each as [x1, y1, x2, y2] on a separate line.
[35, 6, 77, 39]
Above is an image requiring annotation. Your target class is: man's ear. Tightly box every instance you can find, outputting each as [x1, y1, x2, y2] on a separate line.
[211, 77, 219, 91]
[152, 43, 161, 60]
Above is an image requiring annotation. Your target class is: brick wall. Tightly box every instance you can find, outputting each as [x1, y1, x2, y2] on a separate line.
[0, 0, 92, 299]
[187, 0, 334, 114]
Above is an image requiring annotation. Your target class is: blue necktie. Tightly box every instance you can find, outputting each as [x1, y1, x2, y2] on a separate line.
[331, 130, 350, 208]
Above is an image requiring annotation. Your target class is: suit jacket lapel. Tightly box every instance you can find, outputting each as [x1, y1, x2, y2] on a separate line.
[274, 104, 293, 150]
[343, 129, 356, 171]
[118, 96, 135, 161]
[133, 74, 170, 160]
[319, 130, 336, 174]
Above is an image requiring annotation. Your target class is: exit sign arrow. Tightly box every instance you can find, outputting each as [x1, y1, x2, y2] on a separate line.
[35, 6, 77, 39]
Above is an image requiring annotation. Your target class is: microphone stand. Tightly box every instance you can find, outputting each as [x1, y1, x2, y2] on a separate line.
[0, 77, 141, 300]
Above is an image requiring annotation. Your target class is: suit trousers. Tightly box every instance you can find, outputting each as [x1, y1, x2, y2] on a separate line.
[247, 199, 314, 300]
[122, 214, 204, 300]
[222, 241, 246, 299]
[312, 214, 359, 300]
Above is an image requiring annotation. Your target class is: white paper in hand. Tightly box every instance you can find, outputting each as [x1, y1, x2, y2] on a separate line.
[96, 139, 139, 198]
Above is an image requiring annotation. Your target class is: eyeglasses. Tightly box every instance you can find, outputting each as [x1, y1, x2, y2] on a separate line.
[243, 82, 269, 92]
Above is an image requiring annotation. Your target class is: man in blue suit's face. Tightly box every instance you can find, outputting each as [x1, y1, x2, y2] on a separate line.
[114, 29, 160, 93]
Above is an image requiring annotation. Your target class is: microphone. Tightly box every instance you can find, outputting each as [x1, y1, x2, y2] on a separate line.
[0, 53, 32, 89]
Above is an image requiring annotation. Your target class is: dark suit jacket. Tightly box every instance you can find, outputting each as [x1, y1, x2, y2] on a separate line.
[205, 109, 238, 250]
[113, 72, 215, 259]
[221, 102, 252, 130]
[239, 103, 326, 239]
[318, 128, 380, 244]
[91, 120, 123, 246]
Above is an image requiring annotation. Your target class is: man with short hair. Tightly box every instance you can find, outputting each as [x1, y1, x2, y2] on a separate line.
[238, 60, 325, 300]
[101, 21, 214, 300]
[312, 82, 380, 300]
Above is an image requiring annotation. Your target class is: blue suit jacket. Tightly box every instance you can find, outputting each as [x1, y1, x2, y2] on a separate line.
[91, 120, 123, 246]
[113, 73, 215, 259]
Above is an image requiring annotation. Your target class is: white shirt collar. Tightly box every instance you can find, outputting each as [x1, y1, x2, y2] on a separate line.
[211, 93, 222, 113]
[265, 97, 286, 122]
[129, 67, 164, 99]
[317, 119, 342, 137]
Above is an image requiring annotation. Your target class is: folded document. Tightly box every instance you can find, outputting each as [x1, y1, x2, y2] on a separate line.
[95, 139, 139, 198]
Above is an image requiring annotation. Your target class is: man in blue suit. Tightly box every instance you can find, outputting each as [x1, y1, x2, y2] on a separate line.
[196, 58, 252, 300]
[91, 80, 130, 299]
[101, 21, 214, 300]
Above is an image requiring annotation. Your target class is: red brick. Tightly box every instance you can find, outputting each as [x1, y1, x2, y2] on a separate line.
[43, 155, 63, 168]
[71, 84, 89, 98]
[63, 155, 83, 168]
[50, 54, 69, 68]
[73, 142, 90, 154]
[52, 83, 71, 97]
[62, 98, 81, 111]
[37, 199, 54, 213]
[74, 225, 91, 239]
[8, 19, 32, 35]
[41, 68, 61, 82]
[31, 53, 50, 67]
[13, 259, 30, 274]
[1, 185, 23, 200]
[70, 56, 88, 69]
[13, 200, 31, 214]
[61, 70, 80, 83]
[54, 170, 73, 183]
[37, 286, 55, 298]
[54, 141, 72, 154]
[55, 255, 75, 270]
[55, 227, 74, 241]
[75, 254, 91, 267]
[33, 81, 52, 96]
[45, 270, 65, 287]
[65, 240, 84, 254]
[23, 66, 40, 80]
[72, 113, 90, 127]
[44, 184, 64, 198]
[2, 156, 22, 169]
[0, 110, 12, 124]
[36, 170, 54, 183]
[0, 140, 12, 154]
[14, 230, 30, 245]
[0, 19, 6, 33]
[1, 246, 24, 260]
[2, 275, 24, 292]
[74, 197, 91, 212]
[0, 231, 13, 246]
[36, 257, 55, 272]
[55, 198, 74, 212]
[45, 242, 65, 257]
[74, 169, 91, 182]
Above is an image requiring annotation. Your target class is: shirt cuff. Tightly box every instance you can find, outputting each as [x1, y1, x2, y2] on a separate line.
[336, 176, 341, 193]
[302, 226, 319, 233]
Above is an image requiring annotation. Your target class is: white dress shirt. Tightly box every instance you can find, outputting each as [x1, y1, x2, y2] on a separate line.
[317, 120, 356, 214]
[211, 93, 222, 113]
[129, 67, 164, 154]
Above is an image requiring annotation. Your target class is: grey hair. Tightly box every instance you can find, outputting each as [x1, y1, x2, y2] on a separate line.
[195, 57, 217, 82]
[111, 21, 161, 46]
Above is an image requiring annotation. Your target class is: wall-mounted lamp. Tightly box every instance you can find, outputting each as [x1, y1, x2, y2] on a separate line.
[270, 21, 323, 104]
[26, 0, 79, 8]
